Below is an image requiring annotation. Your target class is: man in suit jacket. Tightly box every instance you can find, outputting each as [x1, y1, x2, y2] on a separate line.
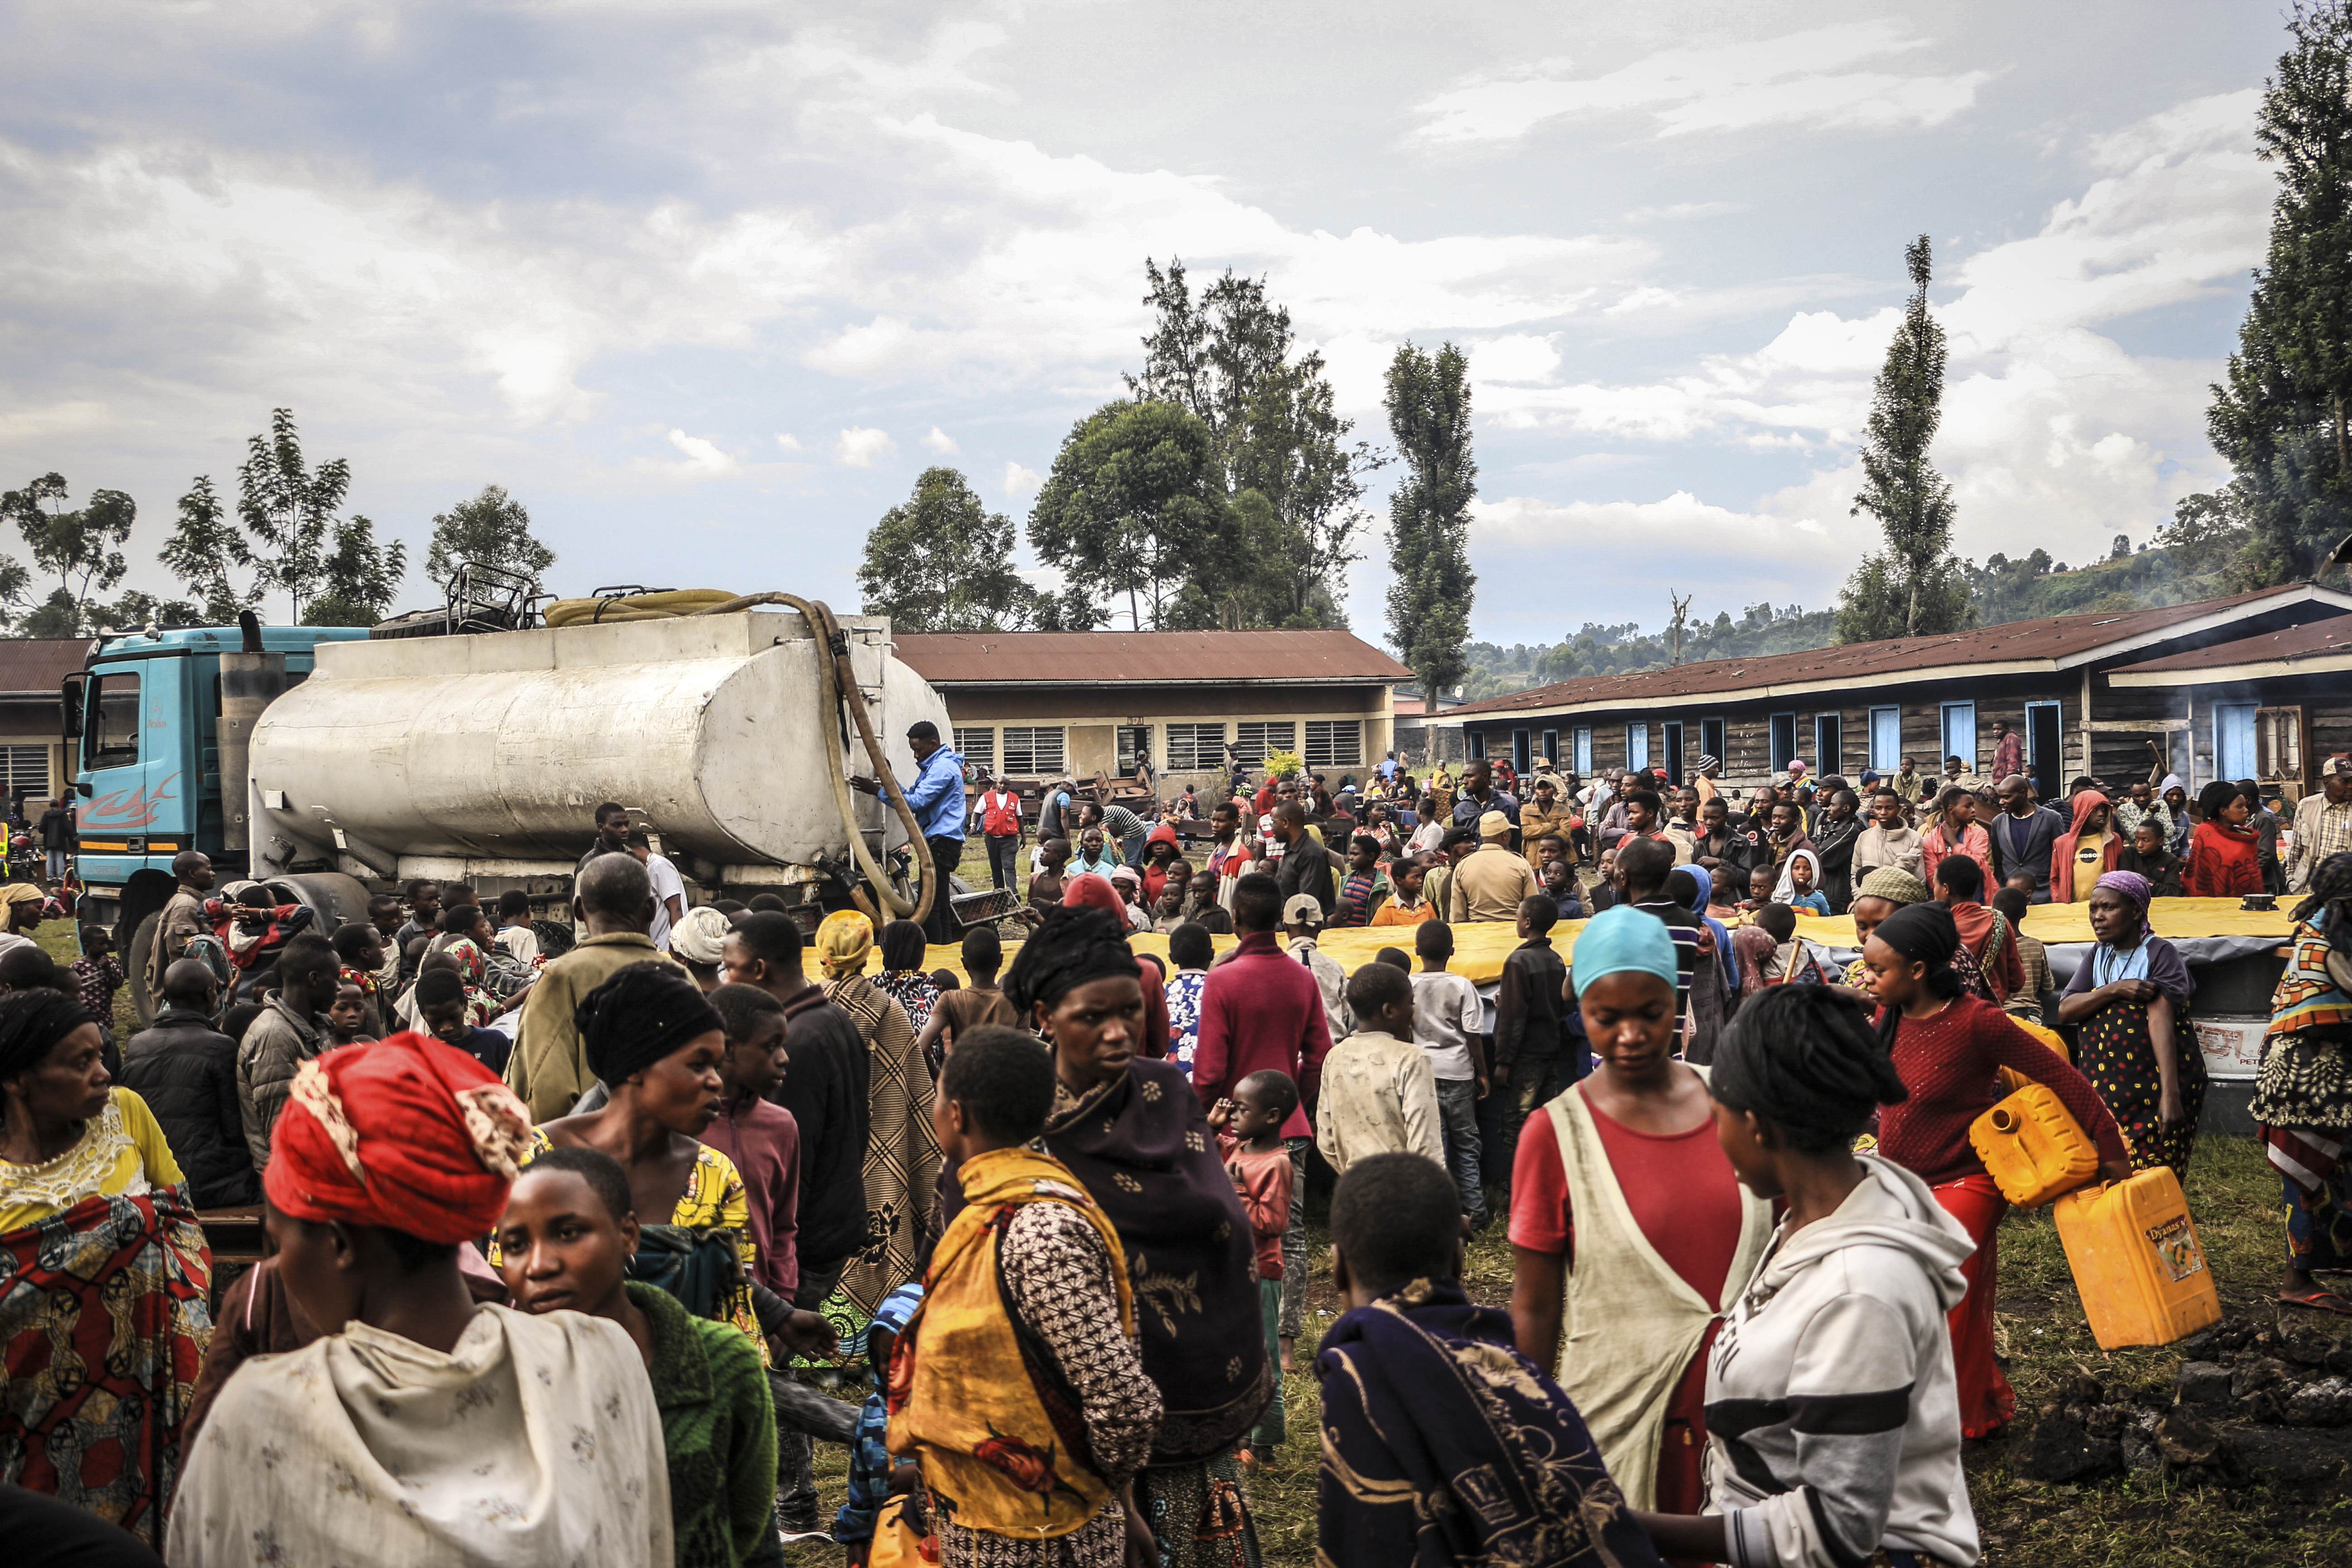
[1988, 774, 2066, 902]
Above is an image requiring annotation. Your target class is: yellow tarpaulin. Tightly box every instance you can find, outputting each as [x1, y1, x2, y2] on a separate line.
[895, 897, 2297, 990]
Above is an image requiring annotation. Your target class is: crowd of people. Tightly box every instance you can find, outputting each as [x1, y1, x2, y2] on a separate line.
[9, 718, 2352, 1568]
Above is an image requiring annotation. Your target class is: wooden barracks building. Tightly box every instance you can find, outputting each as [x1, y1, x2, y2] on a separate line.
[1445, 583, 2352, 804]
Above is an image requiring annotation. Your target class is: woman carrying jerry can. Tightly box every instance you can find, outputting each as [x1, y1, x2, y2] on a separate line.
[1857, 902, 2132, 1440]
[2057, 870, 2203, 1174]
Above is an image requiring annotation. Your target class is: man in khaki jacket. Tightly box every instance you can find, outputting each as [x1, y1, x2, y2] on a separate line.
[1518, 776, 1578, 870]
[505, 852, 686, 1119]
[1449, 810, 1540, 922]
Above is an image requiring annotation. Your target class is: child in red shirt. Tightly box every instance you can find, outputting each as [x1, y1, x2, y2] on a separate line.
[1211, 1068, 1297, 1469]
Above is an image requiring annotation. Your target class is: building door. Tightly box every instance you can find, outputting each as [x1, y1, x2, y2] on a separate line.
[1663, 721, 1684, 785]
[2215, 703, 2258, 784]
[1940, 703, 1977, 773]
[1869, 706, 1901, 773]
[2024, 701, 2063, 802]
[1813, 714, 1842, 777]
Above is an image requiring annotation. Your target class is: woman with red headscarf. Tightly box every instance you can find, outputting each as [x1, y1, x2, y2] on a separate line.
[167, 1033, 675, 1568]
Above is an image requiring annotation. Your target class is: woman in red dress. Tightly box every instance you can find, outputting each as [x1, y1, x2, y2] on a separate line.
[2185, 780, 2263, 898]
[1860, 902, 2132, 1439]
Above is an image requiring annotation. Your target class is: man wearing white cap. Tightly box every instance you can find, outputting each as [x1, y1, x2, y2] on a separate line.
[1448, 809, 1540, 922]
[2288, 754, 2352, 891]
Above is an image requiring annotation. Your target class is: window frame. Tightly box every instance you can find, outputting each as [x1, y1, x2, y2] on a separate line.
[1573, 726, 1593, 776]
[2213, 702, 2258, 785]
[1699, 716, 1725, 769]
[1813, 713, 1842, 777]
[1303, 720, 1363, 769]
[1165, 722, 1225, 772]
[1868, 706, 1901, 772]
[999, 725, 1066, 776]
[1768, 711, 1797, 774]
[1232, 721, 1296, 767]
[1940, 702, 1978, 775]
[1627, 722, 1650, 774]
[85, 672, 140, 772]
[951, 726, 994, 773]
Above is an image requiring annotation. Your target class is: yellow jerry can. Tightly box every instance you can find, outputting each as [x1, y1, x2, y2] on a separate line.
[2052, 1168, 2223, 1350]
[1969, 1082, 2099, 1208]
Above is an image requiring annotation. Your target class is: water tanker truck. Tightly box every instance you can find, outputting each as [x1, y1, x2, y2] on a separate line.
[63, 587, 954, 1024]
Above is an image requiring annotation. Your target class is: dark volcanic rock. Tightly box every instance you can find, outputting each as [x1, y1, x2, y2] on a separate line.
[2018, 1414, 2121, 1482]
[2225, 1425, 2352, 1484]
[2283, 1376, 2352, 1427]
[2233, 1357, 2291, 1399]
[2176, 1362, 2234, 1407]
[2279, 1323, 2336, 1367]
[2155, 1408, 2220, 1466]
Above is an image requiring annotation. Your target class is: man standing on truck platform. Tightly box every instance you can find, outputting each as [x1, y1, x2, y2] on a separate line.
[626, 827, 686, 949]
[577, 801, 632, 874]
[854, 720, 964, 945]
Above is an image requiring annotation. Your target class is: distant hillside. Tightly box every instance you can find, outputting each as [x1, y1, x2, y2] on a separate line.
[1459, 533, 2236, 704]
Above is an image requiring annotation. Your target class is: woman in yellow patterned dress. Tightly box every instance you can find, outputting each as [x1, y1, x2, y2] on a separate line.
[508, 961, 765, 1351]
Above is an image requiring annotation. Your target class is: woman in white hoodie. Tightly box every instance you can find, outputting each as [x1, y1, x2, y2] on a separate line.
[1636, 985, 1981, 1568]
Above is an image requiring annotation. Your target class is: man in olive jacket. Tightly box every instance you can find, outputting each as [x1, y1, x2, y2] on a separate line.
[505, 852, 686, 1120]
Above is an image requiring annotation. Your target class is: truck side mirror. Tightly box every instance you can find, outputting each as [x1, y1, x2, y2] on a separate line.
[74, 781, 93, 799]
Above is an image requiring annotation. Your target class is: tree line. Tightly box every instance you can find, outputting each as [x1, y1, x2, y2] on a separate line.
[0, 409, 557, 637]
[855, 260, 1482, 699]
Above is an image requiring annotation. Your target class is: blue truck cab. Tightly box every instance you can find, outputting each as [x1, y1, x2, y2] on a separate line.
[65, 623, 371, 1000]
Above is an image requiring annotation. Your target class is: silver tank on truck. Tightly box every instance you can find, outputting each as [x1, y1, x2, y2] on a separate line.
[244, 608, 950, 894]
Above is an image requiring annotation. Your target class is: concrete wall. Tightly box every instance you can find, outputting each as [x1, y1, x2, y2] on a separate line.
[938, 680, 1396, 788]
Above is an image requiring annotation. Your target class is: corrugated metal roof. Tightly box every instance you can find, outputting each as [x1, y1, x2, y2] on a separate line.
[893, 629, 1414, 686]
[0, 638, 92, 695]
[2109, 617, 2352, 676]
[1446, 585, 2351, 719]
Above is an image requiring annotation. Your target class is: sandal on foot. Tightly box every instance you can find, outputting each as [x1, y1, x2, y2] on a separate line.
[2280, 1286, 2352, 1317]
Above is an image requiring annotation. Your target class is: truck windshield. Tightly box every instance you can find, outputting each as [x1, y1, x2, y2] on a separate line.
[86, 673, 140, 770]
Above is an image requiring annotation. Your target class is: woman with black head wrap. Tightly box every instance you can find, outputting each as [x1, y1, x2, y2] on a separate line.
[1637, 987, 1983, 1568]
[2257, 851, 2352, 1316]
[1, 990, 211, 1547]
[1861, 902, 2130, 1440]
[1003, 904, 1271, 1568]
[498, 963, 779, 1350]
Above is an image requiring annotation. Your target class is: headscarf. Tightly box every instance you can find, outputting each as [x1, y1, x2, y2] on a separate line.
[2092, 869, 2155, 939]
[0, 882, 45, 910]
[1772, 846, 1824, 905]
[574, 960, 725, 1084]
[1854, 866, 1930, 907]
[1060, 872, 1126, 916]
[1569, 905, 1679, 999]
[669, 904, 733, 966]
[263, 1031, 533, 1244]
[1003, 904, 1142, 1018]
[1731, 924, 1783, 998]
[0, 989, 94, 1079]
[814, 909, 876, 979]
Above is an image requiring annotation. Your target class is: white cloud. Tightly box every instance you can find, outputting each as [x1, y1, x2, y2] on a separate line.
[835, 426, 894, 467]
[775, 432, 803, 451]
[1413, 22, 1994, 145]
[921, 425, 957, 454]
[666, 428, 736, 475]
[1622, 202, 1744, 222]
[1002, 460, 1042, 500]
[1469, 333, 1560, 385]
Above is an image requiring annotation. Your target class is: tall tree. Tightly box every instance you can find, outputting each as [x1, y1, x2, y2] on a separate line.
[1383, 342, 1478, 698]
[304, 516, 409, 626]
[0, 473, 132, 633]
[1027, 400, 1237, 629]
[161, 474, 263, 622]
[858, 467, 1044, 632]
[2208, 1, 2352, 583]
[426, 485, 557, 588]
[239, 407, 357, 621]
[1128, 260, 1379, 626]
[1836, 235, 1972, 642]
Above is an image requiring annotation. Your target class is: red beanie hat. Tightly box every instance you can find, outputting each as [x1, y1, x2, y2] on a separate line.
[264, 1032, 533, 1245]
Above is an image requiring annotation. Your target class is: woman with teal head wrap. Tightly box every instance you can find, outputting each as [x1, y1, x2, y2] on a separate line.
[1509, 905, 1775, 1516]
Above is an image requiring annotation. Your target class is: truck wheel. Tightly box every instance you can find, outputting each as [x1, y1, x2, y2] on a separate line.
[126, 912, 162, 1029]
[280, 872, 376, 936]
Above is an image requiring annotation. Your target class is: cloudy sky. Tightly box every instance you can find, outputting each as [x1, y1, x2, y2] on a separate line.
[0, 0, 2294, 647]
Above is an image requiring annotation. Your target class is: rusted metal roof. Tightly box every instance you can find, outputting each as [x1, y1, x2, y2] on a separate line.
[0, 638, 92, 696]
[893, 629, 1413, 686]
[1446, 585, 2352, 720]
[2109, 617, 2352, 681]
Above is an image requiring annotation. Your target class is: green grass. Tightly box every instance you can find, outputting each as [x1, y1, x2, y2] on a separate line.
[798, 1133, 2321, 1567]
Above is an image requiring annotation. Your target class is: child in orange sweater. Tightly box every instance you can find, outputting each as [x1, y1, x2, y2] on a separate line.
[1210, 1068, 1297, 1468]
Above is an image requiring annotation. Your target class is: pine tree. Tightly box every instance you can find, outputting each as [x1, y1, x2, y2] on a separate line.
[2208, 0, 2352, 583]
[1837, 235, 1972, 642]
[1383, 343, 1477, 697]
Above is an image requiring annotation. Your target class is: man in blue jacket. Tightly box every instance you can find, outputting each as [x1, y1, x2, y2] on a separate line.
[857, 720, 965, 941]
